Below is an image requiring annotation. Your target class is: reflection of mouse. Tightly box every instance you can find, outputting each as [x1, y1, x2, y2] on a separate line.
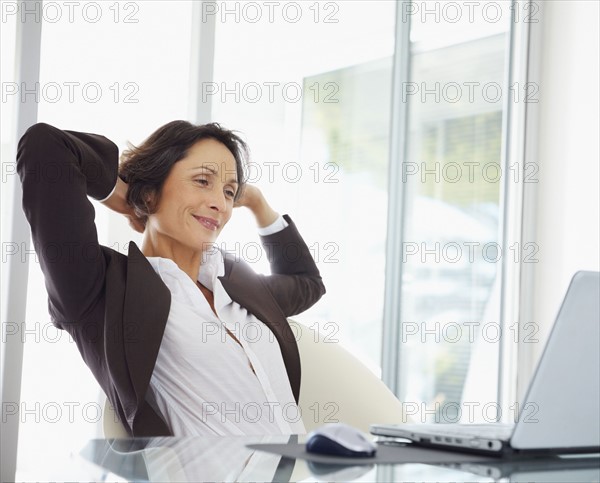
[307, 460, 375, 480]
[305, 423, 377, 457]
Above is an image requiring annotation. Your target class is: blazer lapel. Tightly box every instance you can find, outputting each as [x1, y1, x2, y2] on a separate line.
[121, 241, 171, 423]
[218, 254, 301, 403]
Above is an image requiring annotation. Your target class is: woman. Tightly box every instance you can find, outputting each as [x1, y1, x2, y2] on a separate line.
[16, 121, 326, 437]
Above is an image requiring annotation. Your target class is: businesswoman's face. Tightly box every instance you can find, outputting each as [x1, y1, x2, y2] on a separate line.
[145, 139, 239, 251]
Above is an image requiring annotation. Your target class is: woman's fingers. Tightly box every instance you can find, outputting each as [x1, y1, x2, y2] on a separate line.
[100, 177, 145, 233]
[127, 214, 145, 234]
[234, 184, 262, 208]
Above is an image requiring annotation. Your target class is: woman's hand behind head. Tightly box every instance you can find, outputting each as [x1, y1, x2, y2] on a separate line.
[100, 177, 145, 234]
[233, 184, 262, 210]
[234, 184, 280, 228]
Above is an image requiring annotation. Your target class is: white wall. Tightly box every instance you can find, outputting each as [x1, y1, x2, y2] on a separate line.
[529, 0, 599, 372]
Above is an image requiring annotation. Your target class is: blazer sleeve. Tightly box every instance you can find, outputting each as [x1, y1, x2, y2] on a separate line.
[258, 214, 326, 316]
[16, 122, 119, 325]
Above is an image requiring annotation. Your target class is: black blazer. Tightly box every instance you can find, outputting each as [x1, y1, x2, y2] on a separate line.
[17, 123, 326, 437]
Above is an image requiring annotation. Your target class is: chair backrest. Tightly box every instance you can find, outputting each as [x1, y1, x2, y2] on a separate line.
[289, 319, 406, 433]
[103, 319, 406, 437]
[103, 396, 129, 438]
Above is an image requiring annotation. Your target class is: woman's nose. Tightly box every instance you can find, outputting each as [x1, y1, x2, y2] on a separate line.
[208, 188, 227, 212]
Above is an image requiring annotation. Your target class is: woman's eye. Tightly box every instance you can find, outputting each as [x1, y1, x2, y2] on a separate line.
[225, 189, 236, 198]
[195, 178, 209, 186]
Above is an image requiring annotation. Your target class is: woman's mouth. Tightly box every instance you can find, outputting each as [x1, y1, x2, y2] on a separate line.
[193, 215, 219, 231]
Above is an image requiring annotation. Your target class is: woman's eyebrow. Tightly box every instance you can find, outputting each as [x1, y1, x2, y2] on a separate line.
[188, 166, 217, 173]
[188, 166, 238, 184]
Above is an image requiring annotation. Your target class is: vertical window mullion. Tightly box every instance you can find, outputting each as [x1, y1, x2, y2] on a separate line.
[517, 0, 542, 404]
[1, 1, 43, 481]
[497, 0, 534, 422]
[188, 0, 216, 124]
[381, 1, 412, 397]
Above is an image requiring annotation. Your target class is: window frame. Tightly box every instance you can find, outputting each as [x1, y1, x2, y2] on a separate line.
[380, 0, 540, 422]
[1, 1, 43, 480]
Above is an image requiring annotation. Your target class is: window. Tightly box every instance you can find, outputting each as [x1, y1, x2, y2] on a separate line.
[298, 4, 513, 423]
[390, 1, 518, 424]
[400, 33, 507, 423]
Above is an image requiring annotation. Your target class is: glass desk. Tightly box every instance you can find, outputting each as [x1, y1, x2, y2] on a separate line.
[18, 433, 600, 482]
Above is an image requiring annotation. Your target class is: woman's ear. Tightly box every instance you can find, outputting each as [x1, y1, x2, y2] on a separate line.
[142, 189, 157, 211]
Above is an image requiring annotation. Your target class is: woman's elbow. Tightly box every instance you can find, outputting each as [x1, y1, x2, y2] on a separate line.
[17, 123, 59, 173]
[295, 275, 326, 315]
[314, 275, 326, 300]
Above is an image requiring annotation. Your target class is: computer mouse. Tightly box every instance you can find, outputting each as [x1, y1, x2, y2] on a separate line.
[305, 423, 377, 457]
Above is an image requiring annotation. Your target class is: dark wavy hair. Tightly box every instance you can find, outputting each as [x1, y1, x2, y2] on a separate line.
[118, 120, 249, 228]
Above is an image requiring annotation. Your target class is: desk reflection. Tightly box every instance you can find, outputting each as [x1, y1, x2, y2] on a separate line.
[79, 435, 599, 482]
[81, 435, 302, 482]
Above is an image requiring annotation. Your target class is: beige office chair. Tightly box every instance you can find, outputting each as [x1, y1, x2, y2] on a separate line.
[103, 319, 407, 438]
[289, 319, 407, 433]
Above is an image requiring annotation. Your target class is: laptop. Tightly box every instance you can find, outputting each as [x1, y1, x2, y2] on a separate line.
[370, 271, 600, 456]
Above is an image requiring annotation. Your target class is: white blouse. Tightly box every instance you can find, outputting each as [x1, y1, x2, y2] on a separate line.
[145, 216, 306, 436]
